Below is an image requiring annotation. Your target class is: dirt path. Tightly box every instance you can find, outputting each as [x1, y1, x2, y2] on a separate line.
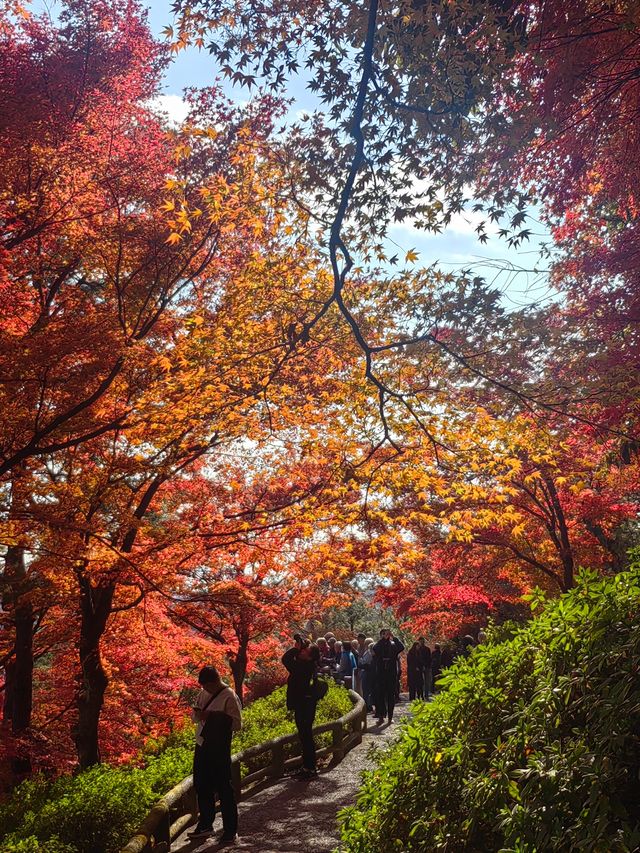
[173, 697, 412, 853]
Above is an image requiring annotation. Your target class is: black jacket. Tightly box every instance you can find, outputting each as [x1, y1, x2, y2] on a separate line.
[407, 646, 422, 673]
[282, 647, 317, 710]
[418, 644, 432, 668]
[372, 637, 405, 679]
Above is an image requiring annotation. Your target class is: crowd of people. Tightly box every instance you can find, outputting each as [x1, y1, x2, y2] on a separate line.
[314, 629, 405, 724]
[281, 630, 485, 777]
[186, 630, 486, 843]
[313, 630, 483, 709]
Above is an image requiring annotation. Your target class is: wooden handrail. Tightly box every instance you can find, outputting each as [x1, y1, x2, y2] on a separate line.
[121, 690, 367, 853]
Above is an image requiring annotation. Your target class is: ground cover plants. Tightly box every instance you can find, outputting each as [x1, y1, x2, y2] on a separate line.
[339, 564, 640, 852]
[0, 682, 352, 853]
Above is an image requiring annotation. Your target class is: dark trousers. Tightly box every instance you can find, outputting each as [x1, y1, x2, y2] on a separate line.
[408, 669, 423, 700]
[432, 668, 441, 693]
[361, 668, 373, 709]
[423, 666, 432, 698]
[193, 743, 238, 835]
[375, 670, 397, 719]
[294, 698, 317, 770]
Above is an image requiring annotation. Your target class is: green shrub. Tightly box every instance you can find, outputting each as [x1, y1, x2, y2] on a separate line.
[339, 566, 640, 852]
[0, 767, 156, 853]
[0, 680, 353, 853]
[0, 837, 76, 853]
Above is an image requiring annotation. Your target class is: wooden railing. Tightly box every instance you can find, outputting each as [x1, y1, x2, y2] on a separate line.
[121, 689, 367, 853]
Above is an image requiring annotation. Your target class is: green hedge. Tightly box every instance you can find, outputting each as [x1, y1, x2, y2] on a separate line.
[339, 566, 640, 852]
[0, 682, 352, 853]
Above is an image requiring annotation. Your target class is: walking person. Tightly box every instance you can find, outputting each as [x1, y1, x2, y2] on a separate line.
[359, 639, 375, 711]
[431, 643, 442, 693]
[188, 665, 242, 844]
[353, 633, 367, 695]
[418, 637, 432, 699]
[282, 635, 321, 778]
[441, 643, 454, 670]
[407, 641, 423, 700]
[373, 629, 405, 724]
[461, 634, 476, 657]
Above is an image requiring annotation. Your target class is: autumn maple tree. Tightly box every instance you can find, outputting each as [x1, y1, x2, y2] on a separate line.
[2, 0, 640, 791]
[0, 0, 364, 772]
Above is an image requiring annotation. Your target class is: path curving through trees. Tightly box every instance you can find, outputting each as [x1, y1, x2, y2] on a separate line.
[173, 697, 412, 853]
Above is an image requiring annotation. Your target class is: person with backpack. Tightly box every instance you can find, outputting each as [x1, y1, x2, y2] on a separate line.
[188, 665, 242, 844]
[282, 635, 323, 778]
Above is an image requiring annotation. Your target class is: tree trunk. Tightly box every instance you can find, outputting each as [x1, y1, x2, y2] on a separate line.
[3, 545, 34, 733]
[542, 473, 574, 590]
[228, 636, 249, 706]
[584, 519, 628, 573]
[12, 589, 34, 733]
[2, 660, 15, 725]
[74, 578, 114, 769]
[72, 475, 163, 768]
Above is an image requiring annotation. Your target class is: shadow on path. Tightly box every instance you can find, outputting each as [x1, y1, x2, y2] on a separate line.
[173, 697, 412, 853]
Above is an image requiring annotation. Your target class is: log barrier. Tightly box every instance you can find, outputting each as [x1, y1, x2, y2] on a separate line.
[120, 689, 367, 853]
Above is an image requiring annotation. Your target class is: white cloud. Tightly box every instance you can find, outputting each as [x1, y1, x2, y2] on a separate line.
[148, 94, 190, 126]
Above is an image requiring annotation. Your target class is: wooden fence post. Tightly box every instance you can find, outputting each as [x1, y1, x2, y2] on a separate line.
[271, 742, 285, 778]
[121, 694, 366, 853]
[157, 803, 171, 849]
[331, 722, 344, 763]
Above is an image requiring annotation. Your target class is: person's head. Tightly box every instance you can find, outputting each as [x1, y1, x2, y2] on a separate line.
[197, 665, 221, 693]
[343, 641, 352, 652]
[434, 643, 441, 652]
[463, 634, 475, 647]
[294, 633, 310, 651]
[367, 640, 375, 649]
[380, 628, 391, 640]
[357, 632, 366, 643]
[334, 640, 342, 653]
[299, 642, 320, 663]
[325, 632, 335, 641]
[411, 641, 420, 651]
[327, 636, 336, 648]
[317, 637, 328, 650]
[418, 636, 426, 645]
